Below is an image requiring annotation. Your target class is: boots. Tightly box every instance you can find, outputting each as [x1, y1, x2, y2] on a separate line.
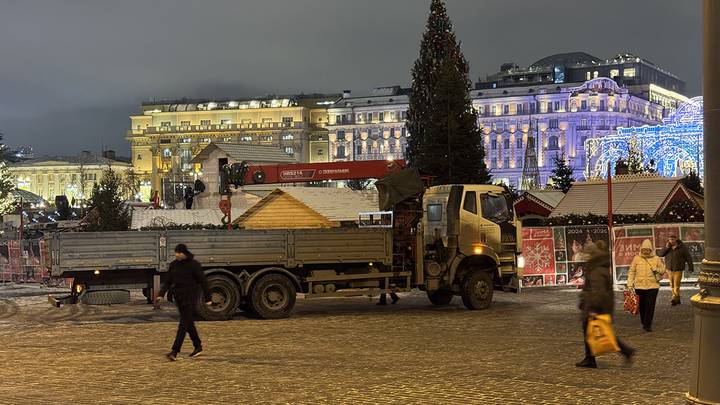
[575, 357, 597, 369]
[671, 297, 681, 306]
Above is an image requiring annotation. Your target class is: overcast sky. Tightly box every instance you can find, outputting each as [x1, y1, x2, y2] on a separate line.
[0, 0, 703, 156]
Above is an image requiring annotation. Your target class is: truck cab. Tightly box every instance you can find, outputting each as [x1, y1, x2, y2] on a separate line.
[420, 184, 523, 309]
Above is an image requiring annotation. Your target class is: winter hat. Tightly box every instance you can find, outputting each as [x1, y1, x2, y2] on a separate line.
[174, 244, 191, 256]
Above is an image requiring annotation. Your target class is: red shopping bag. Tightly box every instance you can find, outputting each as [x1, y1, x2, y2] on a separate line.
[623, 290, 639, 315]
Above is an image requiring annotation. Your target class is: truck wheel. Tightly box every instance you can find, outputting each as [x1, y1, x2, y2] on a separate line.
[81, 290, 131, 305]
[461, 271, 494, 310]
[427, 290, 454, 305]
[249, 274, 296, 319]
[196, 274, 240, 321]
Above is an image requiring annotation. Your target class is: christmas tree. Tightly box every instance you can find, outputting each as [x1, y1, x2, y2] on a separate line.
[406, 0, 489, 184]
[626, 137, 645, 175]
[86, 168, 130, 231]
[549, 152, 575, 193]
[0, 162, 17, 215]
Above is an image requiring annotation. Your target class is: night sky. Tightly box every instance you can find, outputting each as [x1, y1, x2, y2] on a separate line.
[0, 0, 702, 156]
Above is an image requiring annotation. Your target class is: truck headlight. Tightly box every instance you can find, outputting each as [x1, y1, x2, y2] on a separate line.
[74, 284, 85, 294]
[517, 254, 525, 269]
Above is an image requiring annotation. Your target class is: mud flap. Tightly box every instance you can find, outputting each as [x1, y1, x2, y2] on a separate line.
[48, 294, 78, 307]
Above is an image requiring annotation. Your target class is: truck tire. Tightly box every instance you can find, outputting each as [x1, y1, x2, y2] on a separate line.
[195, 274, 240, 321]
[81, 290, 131, 305]
[427, 290, 454, 305]
[249, 274, 296, 319]
[461, 270, 494, 310]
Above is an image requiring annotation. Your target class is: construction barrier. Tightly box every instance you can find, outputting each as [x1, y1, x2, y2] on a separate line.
[0, 239, 66, 287]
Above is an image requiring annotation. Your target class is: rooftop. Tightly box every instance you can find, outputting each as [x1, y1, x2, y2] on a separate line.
[190, 142, 297, 164]
[141, 93, 341, 113]
[10, 152, 132, 168]
[550, 175, 697, 217]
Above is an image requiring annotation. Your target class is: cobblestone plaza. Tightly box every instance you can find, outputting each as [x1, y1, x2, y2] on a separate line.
[0, 286, 694, 404]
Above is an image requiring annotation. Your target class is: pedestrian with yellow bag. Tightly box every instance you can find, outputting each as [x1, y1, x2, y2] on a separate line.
[577, 241, 635, 369]
[627, 239, 667, 332]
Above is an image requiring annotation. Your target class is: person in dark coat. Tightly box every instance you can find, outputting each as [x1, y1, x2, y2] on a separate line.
[159, 244, 211, 361]
[577, 240, 635, 368]
[658, 235, 694, 306]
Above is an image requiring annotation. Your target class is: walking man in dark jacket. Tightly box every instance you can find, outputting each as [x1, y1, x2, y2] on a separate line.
[658, 235, 694, 306]
[159, 244, 212, 361]
[576, 241, 635, 368]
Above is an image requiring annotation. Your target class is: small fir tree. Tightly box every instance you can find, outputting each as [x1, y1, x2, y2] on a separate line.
[549, 152, 575, 193]
[87, 168, 130, 231]
[682, 170, 704, 195]
[0, 162, 17, 215]
[406, 0, 489, 184]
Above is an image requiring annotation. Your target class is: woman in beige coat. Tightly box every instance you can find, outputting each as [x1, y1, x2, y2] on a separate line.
[627, 239, 666, 332]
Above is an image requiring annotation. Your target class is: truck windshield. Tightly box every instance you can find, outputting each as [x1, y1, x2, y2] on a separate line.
[480, 194, 511, 224]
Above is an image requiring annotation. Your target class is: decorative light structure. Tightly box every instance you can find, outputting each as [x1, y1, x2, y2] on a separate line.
[585, 97, 704, 179]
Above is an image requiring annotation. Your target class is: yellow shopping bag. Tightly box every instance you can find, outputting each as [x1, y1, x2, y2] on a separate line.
[586, 314, 621, 357]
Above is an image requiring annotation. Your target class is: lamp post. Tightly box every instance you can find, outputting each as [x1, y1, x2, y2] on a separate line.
[687, 1, 720, 403]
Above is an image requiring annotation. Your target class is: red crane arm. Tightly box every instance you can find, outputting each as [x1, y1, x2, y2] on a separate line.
[241, 159, 407, 185]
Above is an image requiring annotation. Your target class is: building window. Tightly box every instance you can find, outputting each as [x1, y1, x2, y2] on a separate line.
[517, 157, 523, 167]
[600, 100, 606, 111]
[610, 69, 620, 78]
[401, 127, 407, 138]
[548, 136, 559, 150]
[546, 102, 552, 113]
[503, 139, 510, 149]
[241, 136, 252, 142]
[180, 121, 191, 126]
[337, 130, 346, 141]
[282, 117, 293, 126]
[284, 146, 294, 155]
[593, 71, 599, 79]
[200, 120, 210, 126]
[580, 136, 588, 147]
[549, 119, 559, 129]
[554, 101, 561, 111]
[181, 138, 192, 143]
[335, 115, 342, 125]
[162, 148, 172, 158]
[336, 145, 346, 158]
[379, 112, 385, 122]
[503, 157, 510, 168]
[161, 121, 171, 127]
[492, 105, 497, 115]
[503, 105, 509, 115]
[137, 154, 142, 160]
[586, 71, 591, 80]
[259, 135, 273, 142]
[581, 100, 587, 110]
[581, 118, 588, 128]
[220, 119, 232, 125]
[282, 133, 294, 140]
[623, 67, 636, 77]
[516, 104, 523, 115]
[390, 128, 395, 138]
[516, 138, 524, 149]
[530, 103, 536, 114]
[491, 139, 498, 150]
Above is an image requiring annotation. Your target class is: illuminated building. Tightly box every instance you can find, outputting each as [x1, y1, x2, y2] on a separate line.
[475, 78, 668, 188]
[127, 94, 338, 204]
[585, 97, 704, 179]
[10, 151, 132, 204]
